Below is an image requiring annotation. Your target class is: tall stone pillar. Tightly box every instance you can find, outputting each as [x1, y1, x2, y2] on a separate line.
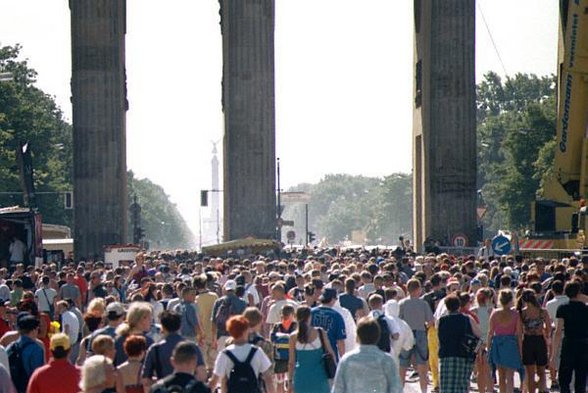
[70, 0, 128, 259]
[220, 0, 276, 241]
[413, 0, 477, 251]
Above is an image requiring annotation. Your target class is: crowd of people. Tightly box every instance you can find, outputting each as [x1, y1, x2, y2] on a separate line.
[0, 246, 585, 393]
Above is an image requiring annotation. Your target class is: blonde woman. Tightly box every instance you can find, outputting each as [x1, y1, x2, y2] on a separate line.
[88, 298, 106, 317]
[114, 302, 153, 366]
[80, 355, 117, 393]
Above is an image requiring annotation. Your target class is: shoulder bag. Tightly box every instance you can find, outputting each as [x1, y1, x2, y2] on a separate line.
[317, 328, 337, 379]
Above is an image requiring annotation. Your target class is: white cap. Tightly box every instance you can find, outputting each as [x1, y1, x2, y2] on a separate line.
[224, 280, 237, 291]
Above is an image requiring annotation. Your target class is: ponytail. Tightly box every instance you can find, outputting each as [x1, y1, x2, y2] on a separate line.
[296, 306, 311, 344]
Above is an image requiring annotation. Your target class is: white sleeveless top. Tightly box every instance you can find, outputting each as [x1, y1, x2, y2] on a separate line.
[296, 335, 322, 350]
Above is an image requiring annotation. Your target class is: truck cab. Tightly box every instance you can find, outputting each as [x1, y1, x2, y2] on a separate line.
[0, 206, 43, 268]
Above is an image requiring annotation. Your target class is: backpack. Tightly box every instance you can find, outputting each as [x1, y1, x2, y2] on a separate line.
[151, 378, 211, 393]
[224, 347, 260, 393]
[376, 314, 391, 352]
[214, 298, 234, 332]
[271, 323, 295, 361]
[8, 340, 34, 393]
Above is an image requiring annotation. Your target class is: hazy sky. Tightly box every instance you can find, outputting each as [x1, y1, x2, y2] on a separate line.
[0, 0, 558, 239]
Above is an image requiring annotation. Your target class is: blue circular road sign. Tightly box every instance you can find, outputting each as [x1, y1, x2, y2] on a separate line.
[492, 235, 512, 256]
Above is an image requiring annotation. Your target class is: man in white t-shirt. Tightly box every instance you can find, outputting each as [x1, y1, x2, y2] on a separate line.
[56, 300, 79, 346]
[266, 282, 298, 325]
[368, 294, 400, 359]
[34, 276, 57, 315]
[8, 236, 25, 264]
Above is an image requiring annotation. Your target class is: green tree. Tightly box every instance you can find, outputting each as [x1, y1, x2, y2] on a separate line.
[1, 43, 194, 249]
[128, 171, 195, 249]
[282, 173, 412, 245]
[0, 44, 73, 226]
[477, 72, 556, 232]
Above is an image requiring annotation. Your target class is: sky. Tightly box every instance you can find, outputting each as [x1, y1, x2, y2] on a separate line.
[0, 0, 559, 241]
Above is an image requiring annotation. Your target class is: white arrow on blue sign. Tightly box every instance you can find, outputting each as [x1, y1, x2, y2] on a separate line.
[492, 235, 511, 256]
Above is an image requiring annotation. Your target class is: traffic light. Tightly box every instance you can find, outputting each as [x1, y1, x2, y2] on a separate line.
[308, 232, 316, 244]
[200, 190, 208, 207]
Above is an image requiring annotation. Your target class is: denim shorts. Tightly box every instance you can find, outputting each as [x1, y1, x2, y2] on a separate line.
[399, 330, 429, 367]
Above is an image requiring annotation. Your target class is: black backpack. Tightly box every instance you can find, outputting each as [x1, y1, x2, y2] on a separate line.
[376, 314, 391, 353]
[151, 378, 211, 393]
[224, 347, 260, 393]
[8, 340, 34, 393]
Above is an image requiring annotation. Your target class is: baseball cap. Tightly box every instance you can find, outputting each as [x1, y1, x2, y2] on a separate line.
[50, 333, 71, 351]
[223, 280, 237, 291]
[16, 312, 39, 330]
[106, 302, 125, 317]
[319, 288, 338, 303]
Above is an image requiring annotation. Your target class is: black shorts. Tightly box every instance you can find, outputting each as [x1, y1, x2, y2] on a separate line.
[522, 335, 548, 366]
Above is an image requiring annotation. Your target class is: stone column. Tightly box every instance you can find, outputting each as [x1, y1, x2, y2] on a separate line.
[413, 0, 477, 251]
[220, 0, 277, 241]
[70, 0, 128, 259]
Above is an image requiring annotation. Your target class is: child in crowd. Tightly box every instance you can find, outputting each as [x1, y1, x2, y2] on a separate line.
[271, 305, 297, 393]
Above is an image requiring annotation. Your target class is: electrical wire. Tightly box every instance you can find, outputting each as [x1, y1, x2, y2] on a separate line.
[478, 0, 509, 76]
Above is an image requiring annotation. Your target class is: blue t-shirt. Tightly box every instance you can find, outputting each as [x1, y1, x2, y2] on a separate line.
[175, 301, 200, 339]
[339, 293, 364, 319]
[311, 305, 346, 360]
[8, 335, 44, 379]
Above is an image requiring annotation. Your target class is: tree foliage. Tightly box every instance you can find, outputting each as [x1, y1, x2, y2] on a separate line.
[0, 44, 193, 249]
[0, 44, 73, 226]
[283, 173, 412, 245]
[477, 72, 556, 232]
[284, 72, 557, 245]
[128, 172, 195, 250]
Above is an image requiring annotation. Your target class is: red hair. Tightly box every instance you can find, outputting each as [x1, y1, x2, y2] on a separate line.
[123, 335, 147, 357]
[226, 315, 250, 339]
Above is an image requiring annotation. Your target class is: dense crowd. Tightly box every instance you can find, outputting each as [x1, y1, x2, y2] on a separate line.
[0, 246, 586, 393]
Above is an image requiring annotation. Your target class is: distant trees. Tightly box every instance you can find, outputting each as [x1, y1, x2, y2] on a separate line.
[128, 171, 195, 250]
[0, 44, 193, 249]
[283, 173, 412, 245]
[284, 72, 558, 245]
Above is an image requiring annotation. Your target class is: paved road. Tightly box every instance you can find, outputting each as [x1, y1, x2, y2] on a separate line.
[402, 370, 545, 393]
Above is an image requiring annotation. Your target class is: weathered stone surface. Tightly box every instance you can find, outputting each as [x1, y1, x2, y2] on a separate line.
[413, 0, 477, 250]
[70, 0, 128, 258]
[220, 0, 277, 241]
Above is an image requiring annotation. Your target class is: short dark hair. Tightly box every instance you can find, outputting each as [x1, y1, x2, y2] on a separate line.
[345, 278, 355, 292]
[444, 294, 461, 312]
[159, 310, 181, 333]
[172, 341, 200, 364]
[368, 294, 383, 309]
[500, 275, 511, 287]
[356, 316, 380, 345]
[193, 275, 207, 289]
[564, 280, 581, 299]
[551, 280, 564, 295]
[51, 347, 69, 359]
